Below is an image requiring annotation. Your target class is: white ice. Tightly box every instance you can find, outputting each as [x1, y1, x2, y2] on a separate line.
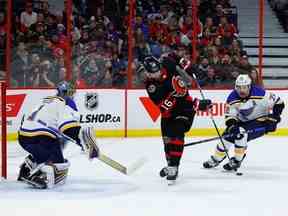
[1, 136, 288, 216]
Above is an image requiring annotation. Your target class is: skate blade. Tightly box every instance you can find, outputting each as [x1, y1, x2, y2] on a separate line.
[167, 180, 176, 186]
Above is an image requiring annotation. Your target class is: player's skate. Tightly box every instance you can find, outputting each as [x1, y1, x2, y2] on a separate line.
[223, 157, 241, 171]
[203, 156, 225, 169]
[166, 166, 178, 185]
[159, 166, 169, 177]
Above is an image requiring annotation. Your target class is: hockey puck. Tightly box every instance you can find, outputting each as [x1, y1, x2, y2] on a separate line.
[236, 172, 243, 176]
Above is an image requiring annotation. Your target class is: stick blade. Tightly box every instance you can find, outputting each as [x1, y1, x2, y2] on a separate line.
[126, 157, 147, 175]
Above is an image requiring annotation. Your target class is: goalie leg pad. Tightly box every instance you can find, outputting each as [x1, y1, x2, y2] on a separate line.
[21, 161, 70, 189]
[52, 160, 70, 186]
[18, 154, 37, 181]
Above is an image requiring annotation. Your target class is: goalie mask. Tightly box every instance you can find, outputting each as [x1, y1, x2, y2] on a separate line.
[56, 80, 76, 98]
[142, 56, 162, 80]
[235, 74, 252, 98]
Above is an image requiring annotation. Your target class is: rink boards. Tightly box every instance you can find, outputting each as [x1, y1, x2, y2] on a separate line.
[5, 89, 288, 139]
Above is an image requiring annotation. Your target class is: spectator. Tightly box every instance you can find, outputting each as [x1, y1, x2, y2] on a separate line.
[196, 57, 210, 86]
[32, 59, 55, 87]
[134, 15, 149, 41]
[202, 65, 218, 87]
[11, 42, 30, 87]
[20, 2, 37, 31]
[81, 57, 107, 87]
[111, 53, 127, 87]
[0, 11, 6, 33]
[148, 15, 169, 44]
[38, 0, 52, 22]
[202, 16, 217, 41]
[217, 16, 238, 46]
[212, 4, 226, 26]
[235, 54, 255, 75]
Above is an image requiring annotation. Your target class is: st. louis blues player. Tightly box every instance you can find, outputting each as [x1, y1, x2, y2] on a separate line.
[17, 81, 98, 189]
[203, 74, 285, 171]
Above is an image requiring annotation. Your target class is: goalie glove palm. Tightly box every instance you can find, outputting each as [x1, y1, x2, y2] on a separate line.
[81, 127, 100, 159]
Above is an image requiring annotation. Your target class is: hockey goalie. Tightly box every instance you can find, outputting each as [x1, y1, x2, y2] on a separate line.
[17, 81, 99, 189]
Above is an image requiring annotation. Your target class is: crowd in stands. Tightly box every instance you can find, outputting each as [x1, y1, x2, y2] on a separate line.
[0, 0, 260, 88]
[269, 0, 288, 32]
[0, 1, 6, 80]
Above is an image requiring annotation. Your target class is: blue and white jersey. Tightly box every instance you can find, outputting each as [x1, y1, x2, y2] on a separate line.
[19, 96, 80, 138]
[225, 86, 282, 122]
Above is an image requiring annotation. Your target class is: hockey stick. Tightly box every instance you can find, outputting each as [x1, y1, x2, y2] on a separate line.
[81, 128, 146, 175]
[37, 121, 145, 175]
[61, 128, 146, 175]
[176, 65, 240, 174]
[184, 127, 266, 147]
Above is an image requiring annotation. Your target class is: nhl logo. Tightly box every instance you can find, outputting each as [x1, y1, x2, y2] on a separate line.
[85, 93, 98, 110]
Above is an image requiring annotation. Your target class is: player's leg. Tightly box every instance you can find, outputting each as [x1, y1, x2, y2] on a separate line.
[160, 115, 193, 181]
[18, 135, 67, 188]
[17, 154, 37, 181]
[203, 134, 232, 169]
[22, 160, 70, 189]
[222, 127, 248, 171]
[222, 120, 266, 171]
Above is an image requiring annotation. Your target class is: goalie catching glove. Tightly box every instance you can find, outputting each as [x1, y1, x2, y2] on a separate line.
[80, 127, 100, 159]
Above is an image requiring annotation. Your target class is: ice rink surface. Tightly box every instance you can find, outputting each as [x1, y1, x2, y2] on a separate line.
[1, 136, 288, 216]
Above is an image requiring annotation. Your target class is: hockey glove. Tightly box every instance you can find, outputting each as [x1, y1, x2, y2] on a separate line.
[227, 124, 240, 137]
[225, 118, 242, 139]
[171, 75, 187, 97]
[194, 99, 212, 111]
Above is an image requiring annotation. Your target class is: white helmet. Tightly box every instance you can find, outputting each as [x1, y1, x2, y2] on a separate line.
[235, 74, 252, 86]
[235, 74, 252, 97]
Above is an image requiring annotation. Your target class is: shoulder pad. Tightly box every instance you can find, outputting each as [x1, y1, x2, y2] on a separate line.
[226, 90, 240, 104]
[64, 97, 78, 111]
[250, 85, 265, 97]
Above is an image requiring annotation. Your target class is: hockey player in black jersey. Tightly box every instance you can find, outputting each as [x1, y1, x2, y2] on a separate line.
[138, 55, 212, 184]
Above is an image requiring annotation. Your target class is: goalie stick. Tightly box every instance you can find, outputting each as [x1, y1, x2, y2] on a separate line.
[80, 127, 146, 175]
[37, 121, 145, 175]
